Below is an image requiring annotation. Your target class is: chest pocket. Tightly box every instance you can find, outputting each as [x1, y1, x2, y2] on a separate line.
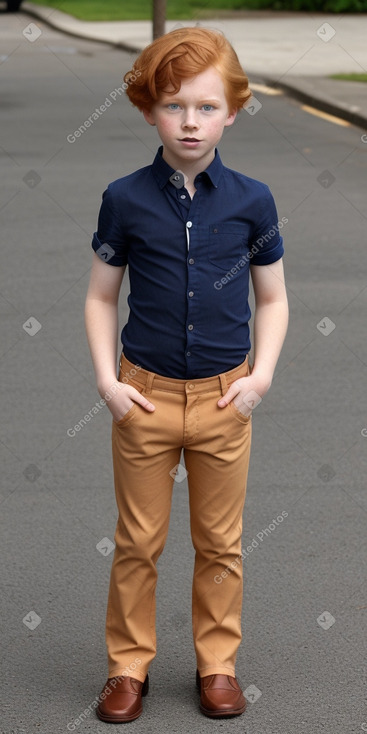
[208, 223, 249, 271]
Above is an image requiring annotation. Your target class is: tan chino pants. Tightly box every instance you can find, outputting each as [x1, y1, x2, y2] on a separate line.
[106, 352, 252, 683]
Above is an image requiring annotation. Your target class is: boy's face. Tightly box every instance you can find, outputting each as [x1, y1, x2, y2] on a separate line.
[143, 66, 237, 170]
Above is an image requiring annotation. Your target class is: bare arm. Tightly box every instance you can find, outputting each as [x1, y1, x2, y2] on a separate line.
[249, 257, 289, 390]
[84, 253, 125, 394]
[218, 258, 288, 413]
[84, 252, 155, 420]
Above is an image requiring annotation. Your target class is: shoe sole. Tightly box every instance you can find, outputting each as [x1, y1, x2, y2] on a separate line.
[199, 702, 246, 718]
[96, 706, 143, 722]
[96, 674, 149, 723]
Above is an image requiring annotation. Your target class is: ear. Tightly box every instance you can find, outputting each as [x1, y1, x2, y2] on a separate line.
[142, 109, 156, 126]
[224, 108, 237, 128]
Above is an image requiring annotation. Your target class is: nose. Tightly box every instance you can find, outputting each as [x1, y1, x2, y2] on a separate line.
[182, 108, 199, 130]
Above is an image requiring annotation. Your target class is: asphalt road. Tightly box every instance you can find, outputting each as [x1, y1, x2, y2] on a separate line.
[1, 10, 367, 734]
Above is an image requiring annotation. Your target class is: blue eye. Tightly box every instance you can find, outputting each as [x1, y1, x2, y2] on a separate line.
[202, 105, 214, 111]
[167, 103, 180, 110]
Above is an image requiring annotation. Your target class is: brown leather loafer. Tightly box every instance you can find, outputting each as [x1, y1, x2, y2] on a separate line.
[96, 673, 149, 723]
[196, 669, 246, 718]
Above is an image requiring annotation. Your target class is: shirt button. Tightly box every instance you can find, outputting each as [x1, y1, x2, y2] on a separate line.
[186, 351, 191, 356]
[186, 221, 193, 228]
[180, 195, 186, 199]
[188, 258, 195, 264]
[188, 291, 194, 297]
[188, 324, 194, 331]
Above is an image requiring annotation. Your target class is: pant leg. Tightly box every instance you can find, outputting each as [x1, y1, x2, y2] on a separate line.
[106, 377, 183, 682]
[184, 365, 252, 678]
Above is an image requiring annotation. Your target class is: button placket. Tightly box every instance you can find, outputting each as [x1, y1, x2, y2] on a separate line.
[184, 195, 201, 372]
[185, 220, 192, 252]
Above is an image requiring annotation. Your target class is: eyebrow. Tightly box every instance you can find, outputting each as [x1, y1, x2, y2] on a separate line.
[162, 97, 222, 104]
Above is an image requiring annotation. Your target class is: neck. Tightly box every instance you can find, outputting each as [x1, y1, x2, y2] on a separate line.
[161, 146, 215, 189]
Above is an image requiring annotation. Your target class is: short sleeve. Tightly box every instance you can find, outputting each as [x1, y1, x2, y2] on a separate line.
[91, 184, 128, 266]
[249, 185, 284, 266]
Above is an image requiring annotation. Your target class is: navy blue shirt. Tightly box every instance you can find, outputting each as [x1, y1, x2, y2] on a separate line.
[92, 145, 284, 378]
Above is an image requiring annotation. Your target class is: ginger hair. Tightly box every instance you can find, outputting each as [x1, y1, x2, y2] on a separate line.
[123, 27, 251, 113]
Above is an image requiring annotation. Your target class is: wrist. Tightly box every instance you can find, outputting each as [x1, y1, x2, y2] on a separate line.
[249, 366, 273, 394]
[97, 376, 122, 400]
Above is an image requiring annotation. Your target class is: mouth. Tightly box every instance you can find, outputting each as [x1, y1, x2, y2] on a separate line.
[180, 137, 201, 142]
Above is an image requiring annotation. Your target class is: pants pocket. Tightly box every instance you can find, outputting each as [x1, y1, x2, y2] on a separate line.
[112, 378, 146, 428]
[113, 403, 137, 428]
[228, 401, 252, 424]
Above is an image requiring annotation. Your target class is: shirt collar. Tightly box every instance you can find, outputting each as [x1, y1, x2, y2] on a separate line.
[151, 145, 223, 190]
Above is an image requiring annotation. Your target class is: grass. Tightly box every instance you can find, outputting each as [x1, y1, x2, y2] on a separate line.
[330, 73, 367, 82]
[27, 0, 262, 21]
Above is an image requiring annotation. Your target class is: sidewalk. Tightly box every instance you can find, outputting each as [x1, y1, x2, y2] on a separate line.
[22, 3, 367, 129]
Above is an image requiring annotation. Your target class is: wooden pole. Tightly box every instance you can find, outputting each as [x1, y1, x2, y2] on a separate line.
[152, 0, 166, 40]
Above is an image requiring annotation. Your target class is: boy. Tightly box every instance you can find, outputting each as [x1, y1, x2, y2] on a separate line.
[85, 27, 288, 722]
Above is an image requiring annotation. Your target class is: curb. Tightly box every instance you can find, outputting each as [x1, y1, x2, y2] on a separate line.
[21, 2, 142, 53]
[21, 2, 367, 130]
[264, 77, 367, 131]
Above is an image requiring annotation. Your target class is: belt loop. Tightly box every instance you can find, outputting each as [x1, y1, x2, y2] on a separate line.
[219, 372, 228, 397]
[144, 370, 155, 395]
